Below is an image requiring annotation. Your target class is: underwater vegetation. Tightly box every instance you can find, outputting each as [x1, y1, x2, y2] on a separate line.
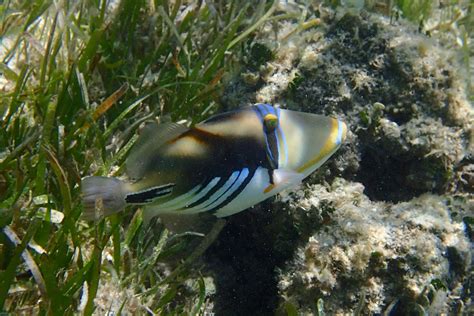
[0, 0, 473, 315]
[0, 0, 280, 313]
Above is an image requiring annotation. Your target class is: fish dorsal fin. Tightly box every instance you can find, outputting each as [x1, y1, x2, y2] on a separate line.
[126, 122, 188, 180]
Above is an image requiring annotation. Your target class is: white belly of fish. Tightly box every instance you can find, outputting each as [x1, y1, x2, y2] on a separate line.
[211, 167, 271, 217]
[143, 167, 293, 219]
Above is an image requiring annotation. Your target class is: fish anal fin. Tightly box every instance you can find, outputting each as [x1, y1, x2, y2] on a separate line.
[158, 212, 218, 234]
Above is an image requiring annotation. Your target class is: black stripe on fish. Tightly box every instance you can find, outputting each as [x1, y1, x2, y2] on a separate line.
[195, 169, 244, 211]
[210, 169, 243, 205]
[183, 176, 217, 206]
[265, 130, 279, 170]
[208, 167, 256, 214]
[125, 183, 175, 204]
[186, 175, 229, 209]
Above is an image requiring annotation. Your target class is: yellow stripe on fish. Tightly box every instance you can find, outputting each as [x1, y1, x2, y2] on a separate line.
[297, 118, 347, 173]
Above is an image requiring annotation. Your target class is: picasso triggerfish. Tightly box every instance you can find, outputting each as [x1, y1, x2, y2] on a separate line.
[82, 104, 347, 220]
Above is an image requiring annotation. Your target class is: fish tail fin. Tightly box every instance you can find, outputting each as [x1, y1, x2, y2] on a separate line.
[81, 176, 128, 220]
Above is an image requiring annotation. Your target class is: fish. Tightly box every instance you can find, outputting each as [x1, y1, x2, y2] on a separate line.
[82, 104, 347, 221]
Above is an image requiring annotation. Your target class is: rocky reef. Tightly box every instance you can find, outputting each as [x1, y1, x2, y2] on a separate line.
[277, 180, 471, 314]
[206, 6, 473, 315]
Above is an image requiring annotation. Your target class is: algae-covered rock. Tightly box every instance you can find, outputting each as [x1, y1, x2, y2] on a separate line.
[277, 179, 471, 314]
[208, 6, 473, 315]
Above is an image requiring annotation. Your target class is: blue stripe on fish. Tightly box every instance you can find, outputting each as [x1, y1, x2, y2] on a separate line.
[271, 107, 288, 166]
[265, 131, 277, 164]
[336, 120, 344, 146]
[253, 105, 264, 120]
[182, 177, 221, 208]
[259, 104, 269, 115]
[278, 124, 288, 166]
[184, 170, 241, 213]
[261, 104, 274, 116]
[202, 170, 241, 207]
[253, 104, 280, 170]
[274, 107, 281, 164]
[208, 167, 255, 214]
[200, 168, 248, 211]
[157, 184, 203, 211]
[186, 176, 229, 209]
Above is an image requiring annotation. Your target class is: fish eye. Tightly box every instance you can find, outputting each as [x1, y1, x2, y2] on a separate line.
[263, 114, 278, 132]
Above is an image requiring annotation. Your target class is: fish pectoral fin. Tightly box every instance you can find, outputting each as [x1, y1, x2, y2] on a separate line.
[125, 183, 175, 204]
[263, 169, 305, 193]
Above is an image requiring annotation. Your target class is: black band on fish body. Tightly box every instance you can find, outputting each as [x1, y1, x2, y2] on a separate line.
[186, 176, 229, 209]
[199, 169, 245, 210]
[265, 130, 279, 170]
[208, 167, 257, 215]
[268, 168, 275, 185]
[125, 183, 175, 204]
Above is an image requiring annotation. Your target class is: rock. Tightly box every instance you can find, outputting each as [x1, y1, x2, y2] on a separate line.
[209, 7, 473, 315]
[277, 179, 471, 314]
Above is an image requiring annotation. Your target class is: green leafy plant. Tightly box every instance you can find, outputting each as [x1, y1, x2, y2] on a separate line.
[0, 0, 277, 313]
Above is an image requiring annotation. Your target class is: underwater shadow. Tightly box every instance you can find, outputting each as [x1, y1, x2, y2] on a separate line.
[204, 200, 304, 315]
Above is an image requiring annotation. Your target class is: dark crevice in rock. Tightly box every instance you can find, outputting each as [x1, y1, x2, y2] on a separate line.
[357, 149, 425, 202]
[204, 201, 310, 315]
[204, 210, 279, 315]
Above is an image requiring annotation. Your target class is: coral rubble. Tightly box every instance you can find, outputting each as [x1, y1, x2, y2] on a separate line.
[277, 179, 471, 314]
